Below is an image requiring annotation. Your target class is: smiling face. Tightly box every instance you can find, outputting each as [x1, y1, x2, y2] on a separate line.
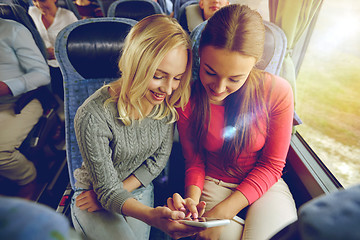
[199, 0, 229, 20]
[199, 46, 256, 105]
[142, 46, 188, 111]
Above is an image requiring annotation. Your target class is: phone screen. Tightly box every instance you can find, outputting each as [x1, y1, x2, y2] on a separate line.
[179, 217, 231, 228]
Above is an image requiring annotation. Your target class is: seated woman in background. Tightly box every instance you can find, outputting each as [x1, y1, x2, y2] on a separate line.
[73, 0, 103, 19]
[169, 4, 298, 240]
[71, 14, 205, 240]
[28, 0, 78, 100]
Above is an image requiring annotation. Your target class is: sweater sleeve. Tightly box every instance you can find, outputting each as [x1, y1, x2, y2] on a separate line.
[74, 108, 133, 214]
[236, 75, 294, 204]
[177, 103, 206, 191]
[133, 121, 174, 187]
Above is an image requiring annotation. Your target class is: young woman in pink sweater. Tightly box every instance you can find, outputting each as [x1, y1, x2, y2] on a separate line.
[169, 4, 298, 240]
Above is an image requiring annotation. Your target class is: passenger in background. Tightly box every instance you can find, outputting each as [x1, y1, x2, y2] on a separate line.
[169, 5, 297, 240]
[0, 18, 50, 199]
[28, 0, 78, 100]
[185, 0, 229, 32]
[73, 0, 103, 19]
[199, 0, 229, 20]
[71, 15, 205, 240]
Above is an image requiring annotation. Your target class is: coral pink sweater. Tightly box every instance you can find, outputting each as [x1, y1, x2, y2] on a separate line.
[177, 73, 294, 204]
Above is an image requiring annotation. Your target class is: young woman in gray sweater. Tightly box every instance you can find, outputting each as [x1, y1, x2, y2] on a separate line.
[70, 15, 204, 240]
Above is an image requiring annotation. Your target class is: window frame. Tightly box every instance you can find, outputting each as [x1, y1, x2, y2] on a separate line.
[288, 132, 342, 199]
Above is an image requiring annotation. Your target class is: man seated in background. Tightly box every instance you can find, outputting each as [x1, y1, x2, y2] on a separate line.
[0, 18, 50, 199]
[185, 0, 229, 32]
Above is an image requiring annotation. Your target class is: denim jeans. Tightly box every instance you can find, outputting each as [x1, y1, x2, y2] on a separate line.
[71, 183, 154, 240]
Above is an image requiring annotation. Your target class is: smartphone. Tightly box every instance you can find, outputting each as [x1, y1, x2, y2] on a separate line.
[179, 217, 231, 228]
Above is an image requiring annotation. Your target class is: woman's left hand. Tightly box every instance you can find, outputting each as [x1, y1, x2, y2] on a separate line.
[75, 190, 103, 212]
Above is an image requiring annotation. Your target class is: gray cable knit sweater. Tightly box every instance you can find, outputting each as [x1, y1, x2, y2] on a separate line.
[73, 87, 174, 214]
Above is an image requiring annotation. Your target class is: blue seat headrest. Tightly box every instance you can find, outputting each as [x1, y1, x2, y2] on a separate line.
[67, 21, 133, 79]
[108, 0, 163, 21]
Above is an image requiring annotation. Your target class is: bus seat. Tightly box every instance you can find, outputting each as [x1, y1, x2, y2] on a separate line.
[96, 0, 112, 17]
[173, 0, 196, 19]
[0, 3, 62, 160]
[0, 196, 74, 239]
[270, 184, 360, 240]
[157, 0, 171, 15]
[257, 21, 287, 75]
[107, 0, 163, 20]
[175, 0, 199, 33]
[55, 17, 137, 189]
[56, 0, 81, 19]
[0, 0, 29, 11]
[190, 20, 287, 78]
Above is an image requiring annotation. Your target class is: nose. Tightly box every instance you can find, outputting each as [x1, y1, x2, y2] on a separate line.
[160, 79, 176, 96]
[213, 79, 226, 93]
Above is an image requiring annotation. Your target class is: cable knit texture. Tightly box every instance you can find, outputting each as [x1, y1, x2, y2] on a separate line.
[73, 87, 174, 214]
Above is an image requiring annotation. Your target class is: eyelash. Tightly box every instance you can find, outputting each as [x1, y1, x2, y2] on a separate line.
[206, 70, 242, 83]
[153, 75, 164, 80]
[229, 78, 241, 83]
[154, 75, 182, 81]
[205, 70, 216, 76]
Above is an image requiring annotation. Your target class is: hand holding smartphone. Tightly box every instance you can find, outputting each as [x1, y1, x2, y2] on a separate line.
[179, 217, 231, 228]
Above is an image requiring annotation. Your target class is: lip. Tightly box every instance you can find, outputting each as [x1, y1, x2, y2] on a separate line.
[210, 6, 219, 11]
[151, 90, 166, 101]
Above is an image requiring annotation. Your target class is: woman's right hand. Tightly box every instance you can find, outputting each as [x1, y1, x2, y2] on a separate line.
[167, 193, 206, 219]
[75, 190, 103, 212]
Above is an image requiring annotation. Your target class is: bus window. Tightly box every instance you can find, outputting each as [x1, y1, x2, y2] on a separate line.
[296, 0, 360, 188]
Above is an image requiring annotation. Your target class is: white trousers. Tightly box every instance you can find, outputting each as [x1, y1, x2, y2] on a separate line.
[0, 100, 42, 185]
[201, 176, 298, 240]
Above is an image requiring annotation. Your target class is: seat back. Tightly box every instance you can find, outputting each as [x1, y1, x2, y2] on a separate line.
[96, 0, 112, 17]
[173, 0, 196, 19]
[190, 20, 287, 81]
[56, 0, 81, 19]
[157, 0, 171, 15]
[176, 0, 199, 33]
[0, 0, 29, 10]
[55, 17, 137, 189]
[0, 3, 47, 59]
[107, 0, 163, 20]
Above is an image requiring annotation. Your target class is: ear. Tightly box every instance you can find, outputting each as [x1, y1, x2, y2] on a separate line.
[199, 0, 204, 9]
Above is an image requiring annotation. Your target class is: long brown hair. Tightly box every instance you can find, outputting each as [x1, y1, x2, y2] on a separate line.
[190, 4, 269, 176]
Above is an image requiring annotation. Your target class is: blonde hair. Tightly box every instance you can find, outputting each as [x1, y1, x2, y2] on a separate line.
[105, 14, 192, 125]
